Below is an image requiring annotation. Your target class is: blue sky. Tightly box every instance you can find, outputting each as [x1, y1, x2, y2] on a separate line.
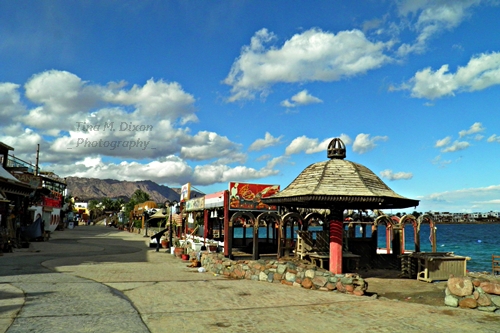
[1, 0, 499, 214]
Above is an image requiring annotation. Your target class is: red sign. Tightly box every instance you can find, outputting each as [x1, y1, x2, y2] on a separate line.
[228, 182, 279, 211]
[43, 197, 62, 208]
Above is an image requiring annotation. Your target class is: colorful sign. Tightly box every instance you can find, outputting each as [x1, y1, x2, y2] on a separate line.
[228, 182, 279, 211]
[185, 197, 205, 211]
[180, 183, 191, 202]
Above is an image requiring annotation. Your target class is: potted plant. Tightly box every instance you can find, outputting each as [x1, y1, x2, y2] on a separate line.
[191, 238, 203, 251]
[173, 239, 185, 258]
[161, 237, 169, 249]
[207, 241, 218, 252]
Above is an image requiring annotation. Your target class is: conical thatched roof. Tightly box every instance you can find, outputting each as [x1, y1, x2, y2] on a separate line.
[262, 138, 419, 210]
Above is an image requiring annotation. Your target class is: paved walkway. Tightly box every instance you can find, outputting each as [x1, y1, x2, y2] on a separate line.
[1, 226, 499, 332]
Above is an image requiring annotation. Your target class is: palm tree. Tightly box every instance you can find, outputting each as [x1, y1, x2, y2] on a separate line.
[131, 189, 150, 203]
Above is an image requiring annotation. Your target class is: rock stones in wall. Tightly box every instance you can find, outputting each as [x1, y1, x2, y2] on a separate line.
[200, 252, 366, 296]
[447, 277, 473, 296]
[445, 276, 500, 311]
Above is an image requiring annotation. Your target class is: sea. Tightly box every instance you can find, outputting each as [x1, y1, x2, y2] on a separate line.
[234, 223, 499, 273]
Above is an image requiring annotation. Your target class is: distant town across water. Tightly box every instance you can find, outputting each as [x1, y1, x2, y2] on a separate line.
[412, 211, 500, 224]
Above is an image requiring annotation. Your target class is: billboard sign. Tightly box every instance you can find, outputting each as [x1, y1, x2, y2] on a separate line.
[185, 196, 205, 212]
[228, 182, 279, 211]
[180, 183, 191, 202]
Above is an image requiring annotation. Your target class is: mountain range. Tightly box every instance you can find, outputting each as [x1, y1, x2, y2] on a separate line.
[65, 177, 202, 203]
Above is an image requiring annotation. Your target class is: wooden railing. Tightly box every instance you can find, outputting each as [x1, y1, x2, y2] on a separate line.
[493, 255, 500, 275]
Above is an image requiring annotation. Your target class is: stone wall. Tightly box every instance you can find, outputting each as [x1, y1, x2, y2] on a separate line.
[199, 252, 367, 295]
[445, 276, 500, 312]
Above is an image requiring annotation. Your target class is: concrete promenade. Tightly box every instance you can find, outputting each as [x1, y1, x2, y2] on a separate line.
[0, 225, 499, 333]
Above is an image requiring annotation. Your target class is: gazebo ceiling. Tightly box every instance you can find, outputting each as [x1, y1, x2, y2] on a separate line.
[262, 138, 419, 210]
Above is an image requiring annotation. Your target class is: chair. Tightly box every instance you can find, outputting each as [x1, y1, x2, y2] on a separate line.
[295, 231, 314, 259]
[308, 231, 330, 268]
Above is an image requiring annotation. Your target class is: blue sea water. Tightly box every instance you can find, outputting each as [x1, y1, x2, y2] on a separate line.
[399, 223, 500, 273]
[234, 223, 499, 272]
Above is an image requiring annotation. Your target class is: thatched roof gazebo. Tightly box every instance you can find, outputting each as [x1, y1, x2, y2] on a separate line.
[262, 138, 419, 273]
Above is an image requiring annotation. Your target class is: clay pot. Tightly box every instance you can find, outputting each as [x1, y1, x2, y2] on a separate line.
[174, 247, 184, 258]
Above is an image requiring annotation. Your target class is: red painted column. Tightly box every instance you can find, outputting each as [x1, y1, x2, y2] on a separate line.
[223, 190, 231, 257]
[203, 209, 209, 240]
[329, 220, 343, 274]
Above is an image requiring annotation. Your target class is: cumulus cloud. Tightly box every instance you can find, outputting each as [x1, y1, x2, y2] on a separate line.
[487, 134, 500, 143]
[0, 83, 25, 123]
[401, 52, 500, 99]
[421, 184, 500, 211]
[435, 136, 451, 148]
[396, 0, 481, 56]
[179, 131, 243, 162]
[24, 70, 103, 115]
[224, 28, 392, 101]
[352, 133, 388, 154]
[440, 140, 470, 153]
[285, 136, 333, 155]
[284, 134, 352, 156]
[280, 90, 323, 108]
[458, 122, 484, 138]
[0, 69, 285, 188]
[432, 155, 452, 168]
[248, 132, 283, 151]
[379, 169, 413, 181]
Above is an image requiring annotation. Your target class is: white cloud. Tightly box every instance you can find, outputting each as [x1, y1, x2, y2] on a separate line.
[432, 155, 452, 168]
[106, 78, 197, 122]
[441, 140, 470, 152]
[435, 136, 451, 148]
[179, 131, 243, 161]
[397, 0, 481, 56]
[265, 156, 288, 169]
[280, 99, 295, 108]
[224, 28, 392, 101]
[421, 184, 500, 211]
[191, 164, 278, 186]
[0, 70, 285, 189]
[281, 90, 323, 108]
[0, 83, 25, 123]
[487, 134, 500, 143]
[352, 133, 388, 154]
[380, 169, 413, 181]
[24, 70, 103, 115]
[402, 52, 500, 99]
[285, 136, 334, 155]
[248, 132, 283, 151]
[458, 122, 484, 138]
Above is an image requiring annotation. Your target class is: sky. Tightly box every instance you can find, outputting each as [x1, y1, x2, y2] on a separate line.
[1, 0, 499, 214]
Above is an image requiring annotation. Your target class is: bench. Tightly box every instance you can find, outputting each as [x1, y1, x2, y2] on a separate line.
[309, 252, 330, 268]
[493, 255, 500, 275]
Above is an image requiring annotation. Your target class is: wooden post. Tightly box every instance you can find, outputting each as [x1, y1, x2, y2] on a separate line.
[386, 227, 391, 254]
[414, 223, 420, 253]
[392, 224, 402, 255]
[431, 222, 437, 252]
[252, 222, 259, 260]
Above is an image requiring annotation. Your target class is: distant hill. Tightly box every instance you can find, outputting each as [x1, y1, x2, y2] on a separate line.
[65, 176, 201, 203]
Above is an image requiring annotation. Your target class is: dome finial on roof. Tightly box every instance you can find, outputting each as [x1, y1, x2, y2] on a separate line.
[327, 138, 346, 159]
